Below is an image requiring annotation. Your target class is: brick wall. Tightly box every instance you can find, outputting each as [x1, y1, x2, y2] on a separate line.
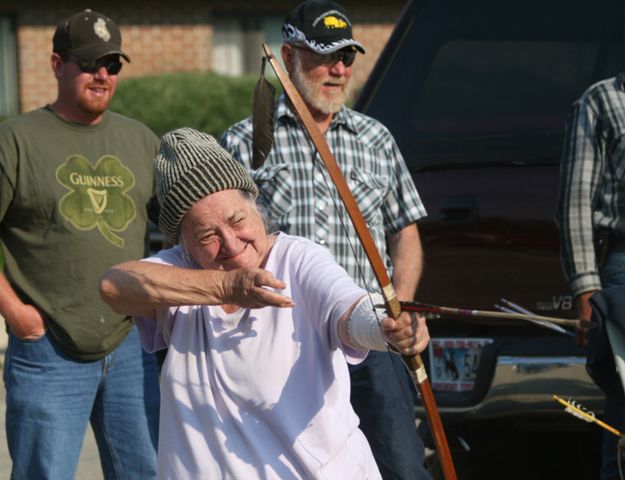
[351, 23, 396, 91]
[2, 1, 403, 113]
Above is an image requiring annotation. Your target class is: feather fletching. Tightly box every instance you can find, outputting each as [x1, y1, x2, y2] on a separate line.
[252, 68, 276, 169]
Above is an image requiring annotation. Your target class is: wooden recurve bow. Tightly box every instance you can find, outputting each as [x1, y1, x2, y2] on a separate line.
[261, 43, 458, 480]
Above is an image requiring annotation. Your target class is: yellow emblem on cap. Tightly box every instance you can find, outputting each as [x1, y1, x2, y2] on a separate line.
[324, 15, 347, 29]
[93, 18, 111, 42]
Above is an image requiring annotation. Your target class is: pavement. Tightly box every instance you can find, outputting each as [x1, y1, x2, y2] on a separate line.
[0, 323, 104, 479]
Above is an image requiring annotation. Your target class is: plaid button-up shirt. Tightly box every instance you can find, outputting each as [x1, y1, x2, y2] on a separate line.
[221, 95, 426, 292]
[558, 74, 625, 296]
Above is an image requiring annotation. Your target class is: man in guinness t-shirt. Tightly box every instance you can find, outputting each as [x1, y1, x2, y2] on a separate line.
[0, 10, 160, 479]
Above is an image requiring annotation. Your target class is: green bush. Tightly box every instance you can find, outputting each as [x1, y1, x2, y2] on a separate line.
[110, 71, 280, 138]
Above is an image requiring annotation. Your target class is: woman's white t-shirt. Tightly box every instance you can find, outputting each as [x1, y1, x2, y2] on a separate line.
[136, 233, 382, 479]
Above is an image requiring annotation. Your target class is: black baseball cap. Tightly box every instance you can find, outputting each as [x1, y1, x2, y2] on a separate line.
[52, 9, 130, 62]
[282, 0, 365, 55]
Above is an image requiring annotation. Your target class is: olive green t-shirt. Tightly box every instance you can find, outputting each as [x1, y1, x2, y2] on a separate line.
[0, 108, 159, 360]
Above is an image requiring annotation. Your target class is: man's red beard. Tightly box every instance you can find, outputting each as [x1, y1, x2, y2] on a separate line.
[78, 81, 113, 117]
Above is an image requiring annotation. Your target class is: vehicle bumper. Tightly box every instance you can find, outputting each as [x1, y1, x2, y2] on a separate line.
[422, 355, 604, 422]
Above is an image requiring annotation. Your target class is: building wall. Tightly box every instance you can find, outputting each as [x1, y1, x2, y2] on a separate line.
[1, 1, 404, 113]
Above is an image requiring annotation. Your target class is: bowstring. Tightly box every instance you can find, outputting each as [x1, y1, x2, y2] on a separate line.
[311, 148, 421, 413]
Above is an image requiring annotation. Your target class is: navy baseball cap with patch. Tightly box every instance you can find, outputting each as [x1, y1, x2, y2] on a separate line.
[282, 0, 365, 55]
[53, 9, 130, 62]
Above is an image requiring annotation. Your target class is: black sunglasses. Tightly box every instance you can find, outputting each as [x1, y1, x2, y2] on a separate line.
[67, 55, 123, 75]
[296, 46, 357, 67]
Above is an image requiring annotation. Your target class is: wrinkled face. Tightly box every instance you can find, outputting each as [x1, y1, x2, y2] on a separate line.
[52, 53, 120, 124]
[180, 190, 270, 271]
[286, 45, 354, 116]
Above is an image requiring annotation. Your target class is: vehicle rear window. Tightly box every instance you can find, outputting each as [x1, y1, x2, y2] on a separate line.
[358, 0, 624, 170]
[416, 41, 602, 135]
[411, 40, 622, 167]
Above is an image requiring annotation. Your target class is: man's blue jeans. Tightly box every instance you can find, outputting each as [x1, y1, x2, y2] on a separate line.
[599, 252, 625, 480]
[3, 325, 160, 480]
[349, 350, 430, 479]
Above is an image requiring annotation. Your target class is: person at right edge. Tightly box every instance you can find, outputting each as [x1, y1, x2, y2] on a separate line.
[221, 1, 431, 477]
[557, 74, 625, 479]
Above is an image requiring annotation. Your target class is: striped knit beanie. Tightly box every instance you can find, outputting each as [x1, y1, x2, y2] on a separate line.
[155, 127, 259, 245]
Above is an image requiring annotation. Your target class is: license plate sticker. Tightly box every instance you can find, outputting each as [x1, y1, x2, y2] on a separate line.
[429, 338, 493, 392]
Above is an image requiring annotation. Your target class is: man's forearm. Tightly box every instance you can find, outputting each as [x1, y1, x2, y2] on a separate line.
[0, 271, 48, 340]
[0, 272, 27, 324]
[388, 223, 423, 301]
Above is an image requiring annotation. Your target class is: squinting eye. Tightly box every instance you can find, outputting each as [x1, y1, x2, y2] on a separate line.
[201, 234, 217, 244]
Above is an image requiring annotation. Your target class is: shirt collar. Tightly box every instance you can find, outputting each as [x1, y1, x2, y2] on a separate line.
[276, 93, 358, 134]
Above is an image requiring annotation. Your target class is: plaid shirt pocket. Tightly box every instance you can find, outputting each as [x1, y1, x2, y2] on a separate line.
[252, 164, 293, 220]
[348, 168, 387, 225]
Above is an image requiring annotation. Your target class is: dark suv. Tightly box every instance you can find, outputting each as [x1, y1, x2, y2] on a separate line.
[355, 0, 623, 473]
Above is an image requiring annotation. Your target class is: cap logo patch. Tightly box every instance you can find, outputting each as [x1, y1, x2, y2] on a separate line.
[93, 18, 111, 42]
[323, 15, 347, 29]
[312, 10, 350, 28]
[282, 4, 364, 55]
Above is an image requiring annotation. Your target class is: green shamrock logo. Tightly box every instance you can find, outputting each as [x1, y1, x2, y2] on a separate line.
[56, 154, 137, 247]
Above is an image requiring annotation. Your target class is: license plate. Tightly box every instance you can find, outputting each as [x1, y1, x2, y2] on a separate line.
[429, 338, 493, 392]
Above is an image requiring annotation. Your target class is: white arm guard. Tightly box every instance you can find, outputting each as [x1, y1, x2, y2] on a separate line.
[347, 293, 388, 351]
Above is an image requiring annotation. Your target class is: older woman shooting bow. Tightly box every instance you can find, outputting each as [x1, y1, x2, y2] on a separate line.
[99, 128, 429, 479]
